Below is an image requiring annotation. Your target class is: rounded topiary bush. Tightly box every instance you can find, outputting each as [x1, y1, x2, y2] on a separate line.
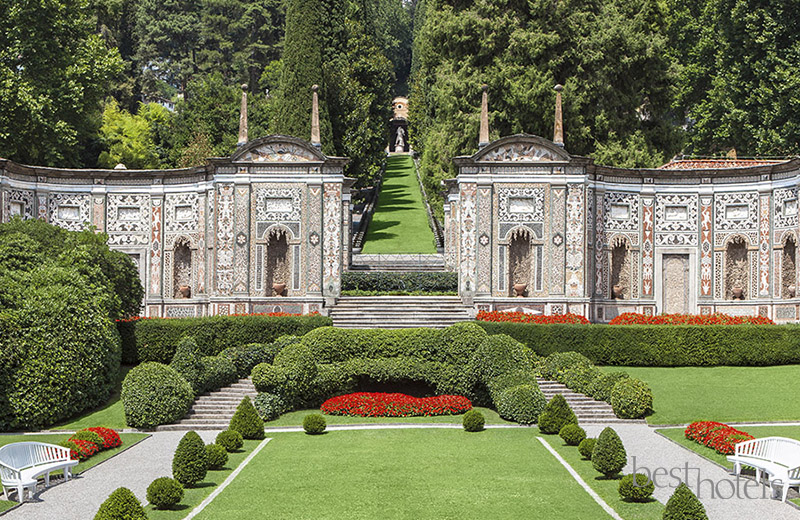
[94, 487, 147, 520]
[205, 443, 228, 470]
[303, 413, 326, 435]
[219, 343, 277, 378]
[229, 396, 265, 440]
[251, 363, 287, 394]
[592, 427, 627, 478]
[618, 473, 654, 502]
[198, 355, 237, 394]
[495, 384, 546, 425]
[559, 423, 587, 446]
[663, 482, 708, 520]
[216, 429, 243, 452]
[273, 344, 318, 406]
[561, 365, 604, 395]
[146, 477, 184, 510]
[611, 378, 653, 419]
[462, 409, 485, 432]
[537, 394, 577, 434]
[121, 362, 194, 429]
[578, 438, 597, 460]
[254, 392, 286, 421]
[172, 431, 208, 487]
[69, 430, 105, 450]
[589, 372, 630, 402]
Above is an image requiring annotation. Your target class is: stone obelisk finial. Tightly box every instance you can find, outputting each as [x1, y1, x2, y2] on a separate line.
[237, 84, 248, 147]
[311, 85, 321, 148]
[553, 84, 564, 148]
[479, 84, 489, 148]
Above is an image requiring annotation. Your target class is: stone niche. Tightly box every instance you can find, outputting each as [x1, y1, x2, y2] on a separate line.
[508, 228, 534, 296]
[725, 236, 749, 300]
[609, 237, 632, 299]
[173, 239, 192, 298]
[783, 236, 797, 298]
[265, 228, 290, 296]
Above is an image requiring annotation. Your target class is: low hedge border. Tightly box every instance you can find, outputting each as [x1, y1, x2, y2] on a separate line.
[341, 272, 457, 293]
[477, 322, 800, 366]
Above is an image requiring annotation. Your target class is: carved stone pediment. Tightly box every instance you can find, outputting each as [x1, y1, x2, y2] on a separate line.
[231, 135, 325, 163]
[473, 134, 571, 163]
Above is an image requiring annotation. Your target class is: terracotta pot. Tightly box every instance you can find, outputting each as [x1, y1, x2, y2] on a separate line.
[732, 286, 744, 300]
[272, 282, 287, 297]
[178, 285, 191, 299]
[513, 283, 527, 297]
[788, 285, 796, 298]
[612, 284, 624, 299]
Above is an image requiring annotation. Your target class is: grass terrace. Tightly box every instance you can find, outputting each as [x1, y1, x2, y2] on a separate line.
[263, 406, 512, 427]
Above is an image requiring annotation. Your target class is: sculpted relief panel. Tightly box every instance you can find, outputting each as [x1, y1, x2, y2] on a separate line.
[655, 194, 698, 246]
[48, 193, 91, 231]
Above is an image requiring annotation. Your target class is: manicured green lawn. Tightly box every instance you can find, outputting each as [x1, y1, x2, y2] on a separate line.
[193, 429, 618, 519]
[54, 365, 132, 430]
[361, 155, 437, 254]
[547, 434, 664, 519]
[605, 365, 800, 425]
[265, 406, 512, 427]
[146, 439, 262, 519]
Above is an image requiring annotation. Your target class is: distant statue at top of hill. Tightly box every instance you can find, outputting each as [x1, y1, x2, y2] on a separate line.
[395, 127, 406, 152]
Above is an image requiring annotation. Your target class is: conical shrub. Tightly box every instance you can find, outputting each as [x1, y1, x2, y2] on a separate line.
[592, 427, 627, 478]
[663, 483, 708, 520]
[94, 487, 147, 520]
[229, 396, 265, 440]
[537, 394, 577, 434]
[172, 431, 208, 487]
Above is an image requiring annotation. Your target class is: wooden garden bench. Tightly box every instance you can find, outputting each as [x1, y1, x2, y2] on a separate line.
[728, 436, 800, 501]
[0, 442, 78, 502]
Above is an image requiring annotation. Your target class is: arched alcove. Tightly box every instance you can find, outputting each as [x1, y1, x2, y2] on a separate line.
[610, 237, 631, 299]
[173, 239, 192, 298]
[783, 235, 797, 298]
[509, 228, 533, 297]
[725, 236, 749, 300]
[266, 228, 290, 296]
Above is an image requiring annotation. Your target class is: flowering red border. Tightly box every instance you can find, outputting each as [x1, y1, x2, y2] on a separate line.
[476, 311, 590, 324]
[684, 421, 754, 455]
[116, 311, 318, 323]
[609, 312, 774, 325]
[320, 392, 473, 417]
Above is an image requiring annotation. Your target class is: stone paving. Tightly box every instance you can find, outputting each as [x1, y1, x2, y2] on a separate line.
[3, 424, 799, 520]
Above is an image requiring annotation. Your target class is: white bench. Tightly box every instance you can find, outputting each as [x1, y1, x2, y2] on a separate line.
[0, 442, 78, 502]
[727, 436, 800, 501]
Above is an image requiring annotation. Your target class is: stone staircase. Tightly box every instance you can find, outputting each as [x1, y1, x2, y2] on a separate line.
[349, 253, 445, 272]
[536, 378, 643, 424]
[329, 296, 472, 329]
[157, 377, 257, 431]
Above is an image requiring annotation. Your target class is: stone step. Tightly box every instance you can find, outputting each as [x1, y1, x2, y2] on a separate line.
[157, 423, 230, 431]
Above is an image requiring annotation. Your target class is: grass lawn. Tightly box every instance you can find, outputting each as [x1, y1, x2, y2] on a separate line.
[604, 365, 800, 425]
[146, 439, 261, 519]
[53, 365, 132, 430]
[546, 434, 665, 519]
[0, 433, 148, 513]
[265, 406, 512, 427]
[361, 155, 437, 254]
[192, 429, 622, 520]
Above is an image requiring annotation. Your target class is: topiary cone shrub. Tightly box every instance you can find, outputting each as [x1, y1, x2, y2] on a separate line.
[216, 429, 243, 452]
[172, 431, 208, 487]
[537, 394, 577, 434]
[94, 487, 147, 520]
[663, 483, 708, 520]
[147, 477, 184, 510]
[578, 438, 597, 460]
[618, 473, 654, 502]
[462, 409, 485, 432]
[559, 423, 587, 446]
[206, 443, 229, 470]
[303, 413, 327, 434]
[592, 427, 627, 478]
[229, 396, 265, 440]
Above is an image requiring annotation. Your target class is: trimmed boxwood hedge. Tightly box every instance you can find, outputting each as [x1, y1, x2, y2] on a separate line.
[122, 362, 194, 429]
[341, 272, 457, 293]
[477, 322, 800, 366]
[124, 314, 332, 364]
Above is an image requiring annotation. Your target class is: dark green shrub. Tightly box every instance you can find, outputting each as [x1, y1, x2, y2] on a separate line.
[219, 343, 278, 378]
[146, 477, 184, 510]
[495, 384, 547, 425]
[589, 372, 630, 402]
[462, 409, 485, 432]
[537, 394, 578, 434]
[215, 429, 243, 452]
[134, 314, 331, 363]
[592, 427, 627, 478]
[341, 271, 457, 293]
[273, 344, 318, 406]
[69, 430, 104, 450]
[117, 319, 138, 365]
[251, 363, 287, 393]
[172, 431, 208, 487]
[663, 483, 708, 519]
[611, 378, 653, 419]
[619, 473, 654, 502]
[303, 413, 326, 434]
[198, 355, 237, 393]
[121, 362, 194, 429]
[94, 487, 147, 520]
[578, 438, 597, 459]
[254, 392, 286, 421]
[542, 352, 593, 381]
[229, 397, 264, 440]
[559, 423, 587, 446]
[205, 443, 228, 470]
[170, 337, 204, 393]
[560, 365, 604, 395]
[469, 334, 536, 382]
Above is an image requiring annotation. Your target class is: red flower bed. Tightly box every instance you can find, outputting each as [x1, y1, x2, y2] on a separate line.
[685, 421, 755, 455]
[609, 312, 774, 326]
[86, 427, 122, 449]
[66, 439, 100, 460]
[476, 311, 589, 324]
[116, 311, 318, 323]
[321, 392, 473, 417]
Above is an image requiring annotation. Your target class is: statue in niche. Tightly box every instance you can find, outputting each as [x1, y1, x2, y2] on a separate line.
[725, 237, 748, 300]
[610, 239, 631, 299]
[783, 237, 797, 298]
[509, 228, 533, 297]
[395, 127, 405, 152]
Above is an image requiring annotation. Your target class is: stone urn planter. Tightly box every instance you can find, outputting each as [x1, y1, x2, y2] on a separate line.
[513, 283, 527, 297]
[272, 282, 287, 297]
[732, 286, 744, 300]
[178, 285, 191, 299]
[788, 285, 796, 298]
[612, 284, 624, 299]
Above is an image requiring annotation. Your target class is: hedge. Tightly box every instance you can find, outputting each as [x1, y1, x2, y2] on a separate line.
[121, 362, 194, 429]
[341, 272, 457, 293]
[476, 322, 800, 366]
[124, 314, 331, 364]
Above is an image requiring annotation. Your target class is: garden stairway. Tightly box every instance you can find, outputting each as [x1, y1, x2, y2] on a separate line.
[329, 296, 472, 329]
[349, 253, 446, 272]
[536, 378, 644, 424]
[157, 377, 257, 431]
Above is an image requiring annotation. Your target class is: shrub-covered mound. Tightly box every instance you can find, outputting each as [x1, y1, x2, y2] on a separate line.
[320, 392, 472, 417]
[684, 421, 754, 455]
[122, 362, 194, 429]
